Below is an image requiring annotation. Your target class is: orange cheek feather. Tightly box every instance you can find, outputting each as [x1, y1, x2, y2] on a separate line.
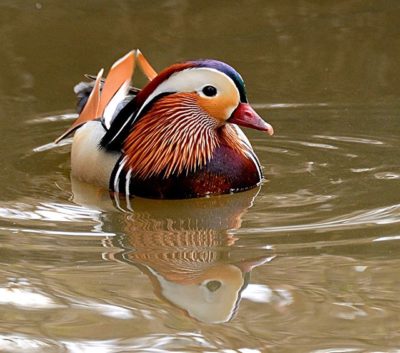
[196, 87, 238, 122]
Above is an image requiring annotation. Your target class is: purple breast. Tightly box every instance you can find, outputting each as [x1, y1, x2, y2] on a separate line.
[112, 144, 262, 199]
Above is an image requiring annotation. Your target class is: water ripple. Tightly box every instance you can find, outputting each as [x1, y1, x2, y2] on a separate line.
[253, 103, 330, 109]
[0, 334, 56, 353]
[61, 333, 217, 352]
[27, 112, 78, 124]
[0, 202, 101, 222]
[238, 204, 400, 234]
[374, 172, 400, 180]
[291, 141, 338, 150]
[0, 226, 114, 237]
[260, 190, 336, 208]
[373, 234, 400, 242]
[314, 134, 385, 145]
[0, 286, 60, 309]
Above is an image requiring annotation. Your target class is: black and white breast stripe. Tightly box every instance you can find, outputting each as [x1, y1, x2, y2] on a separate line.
[110, 156, 132, 196]
[109, 156, 136, 211]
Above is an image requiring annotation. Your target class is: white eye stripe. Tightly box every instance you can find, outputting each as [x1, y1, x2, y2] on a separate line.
[139, 67, 239, 114]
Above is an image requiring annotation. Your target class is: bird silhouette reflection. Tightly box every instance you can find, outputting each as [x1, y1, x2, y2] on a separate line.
[72, 178, 274, 323]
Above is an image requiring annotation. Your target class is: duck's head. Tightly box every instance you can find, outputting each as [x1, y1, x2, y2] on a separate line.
[132, 59, 274, 136]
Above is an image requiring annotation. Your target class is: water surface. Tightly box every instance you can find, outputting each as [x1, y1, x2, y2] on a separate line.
[1, 1, 400, 352]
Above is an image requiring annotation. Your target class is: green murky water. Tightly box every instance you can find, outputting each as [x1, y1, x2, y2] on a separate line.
[1, 1, 400, 352]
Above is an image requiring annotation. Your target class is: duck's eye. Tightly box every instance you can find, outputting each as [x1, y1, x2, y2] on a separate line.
[202, 85, 217, 97]
[205, 280, 222, 292]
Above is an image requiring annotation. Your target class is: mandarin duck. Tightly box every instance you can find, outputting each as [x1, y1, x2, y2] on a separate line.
[56, 50, 274, 199]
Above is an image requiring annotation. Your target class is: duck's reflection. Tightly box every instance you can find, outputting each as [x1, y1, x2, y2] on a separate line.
[72, 178, 273, 323]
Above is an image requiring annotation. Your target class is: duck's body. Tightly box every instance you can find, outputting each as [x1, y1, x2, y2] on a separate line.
[57, 50, 273, 199]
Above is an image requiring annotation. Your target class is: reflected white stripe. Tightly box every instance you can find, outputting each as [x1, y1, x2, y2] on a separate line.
[113, 193, 125, 213]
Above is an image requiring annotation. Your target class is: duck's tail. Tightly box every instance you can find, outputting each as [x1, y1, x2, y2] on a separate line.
[55, 50, 154, 144]
[74, 77, 140, 115]
[73, 81, 99, 115]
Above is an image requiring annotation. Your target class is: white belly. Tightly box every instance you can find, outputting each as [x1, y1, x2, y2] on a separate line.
[71, 121, 121, 189]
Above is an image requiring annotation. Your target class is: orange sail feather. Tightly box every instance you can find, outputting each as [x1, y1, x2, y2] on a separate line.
[54, 68, 103, 144]
[55, 50, 157, 144]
